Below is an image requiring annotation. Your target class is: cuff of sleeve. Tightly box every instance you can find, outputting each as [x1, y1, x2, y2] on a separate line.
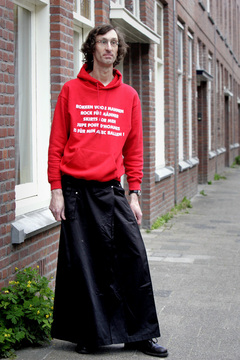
[50, 180, 62, 191]
[128, 181, 141, 191]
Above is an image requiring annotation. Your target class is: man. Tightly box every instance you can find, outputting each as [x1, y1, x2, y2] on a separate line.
[48, 24, 168, 358]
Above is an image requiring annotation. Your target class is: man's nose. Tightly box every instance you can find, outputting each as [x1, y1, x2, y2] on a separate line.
[106, 41, 113, 49]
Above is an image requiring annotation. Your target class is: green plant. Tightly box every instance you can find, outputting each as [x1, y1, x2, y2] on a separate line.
[151, 197, 192, 230]
[200, 190, 207, 196]
[235, 155, 240, 165]
[0, 267, 54, 359]
[208, 181, 212, 185]
[214, 173, 226, 181]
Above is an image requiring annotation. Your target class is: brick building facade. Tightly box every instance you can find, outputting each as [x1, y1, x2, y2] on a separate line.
[0, 0, 240, 287]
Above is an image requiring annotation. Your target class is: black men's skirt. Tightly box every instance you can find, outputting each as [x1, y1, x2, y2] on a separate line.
[51, 175, 160, 348]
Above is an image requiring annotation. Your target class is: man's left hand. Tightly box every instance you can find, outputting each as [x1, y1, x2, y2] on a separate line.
[129, 193, 142, 225]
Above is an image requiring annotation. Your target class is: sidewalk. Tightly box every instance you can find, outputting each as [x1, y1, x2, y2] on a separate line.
[12, 166, 240, 360]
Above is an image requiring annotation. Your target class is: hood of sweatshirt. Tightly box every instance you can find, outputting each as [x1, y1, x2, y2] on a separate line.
[77, 63, 123, 90]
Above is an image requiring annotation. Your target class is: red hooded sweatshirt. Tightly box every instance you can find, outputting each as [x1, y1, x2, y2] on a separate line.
[48, 64, 143, 191]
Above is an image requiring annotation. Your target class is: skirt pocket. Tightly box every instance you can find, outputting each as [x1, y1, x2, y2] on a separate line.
[63, 186, 77, 220]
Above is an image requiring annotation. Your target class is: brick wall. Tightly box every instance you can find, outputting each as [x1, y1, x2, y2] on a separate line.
[95, 0, 111, 25]
[0, 1, 15, 289]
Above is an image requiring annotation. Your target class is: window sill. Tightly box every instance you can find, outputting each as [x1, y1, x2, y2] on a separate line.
[155, 167, 174, 182]
[217, 147, 226, 154]
[179, 161, 191, 172]
[11, 208, 59, 245]
[230, 143, 240, 150]
[224, 86, 233, 97]
[209, 151, 217, 159]
[186, 157, 199, 168]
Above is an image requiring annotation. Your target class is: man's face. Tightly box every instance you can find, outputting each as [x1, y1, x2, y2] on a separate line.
[93, 29, 119, 68]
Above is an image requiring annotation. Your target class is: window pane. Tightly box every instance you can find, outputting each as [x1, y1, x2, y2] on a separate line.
[73, 0, 77, 12]
[74, 30, 83, 77]
[14, 5, 33, 185]
[80, 0, 90, 19]
[157, 4, 162, 36]
[178, 28, 182, 71]
[188, 38, 192, 76]
[133, 0, 140, 18]
[157, 5, 162, 59]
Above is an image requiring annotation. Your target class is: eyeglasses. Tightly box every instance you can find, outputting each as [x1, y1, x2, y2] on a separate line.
[96, 39, 119, 47]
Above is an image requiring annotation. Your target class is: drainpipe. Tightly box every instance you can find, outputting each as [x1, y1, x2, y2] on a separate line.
[214, 23, 217, 174]
[173, 0, 178, 205]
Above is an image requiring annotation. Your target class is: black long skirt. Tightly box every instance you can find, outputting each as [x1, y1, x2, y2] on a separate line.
[51, 175, 160, 348]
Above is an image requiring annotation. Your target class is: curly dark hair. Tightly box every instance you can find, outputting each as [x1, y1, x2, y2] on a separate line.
[81, 24, 128, 71]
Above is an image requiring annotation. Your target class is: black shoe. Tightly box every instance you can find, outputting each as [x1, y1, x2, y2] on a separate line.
[76, 343, 97, 354]
[125, 339, 168, 358]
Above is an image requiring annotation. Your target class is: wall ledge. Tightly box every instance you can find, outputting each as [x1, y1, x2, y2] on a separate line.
[179, 161, 191, 172]
[155, 166, 174, 182]
[11, 208, 59, 245]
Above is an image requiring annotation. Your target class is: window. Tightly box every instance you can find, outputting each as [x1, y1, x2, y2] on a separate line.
[14, 6, 35, 189]
[112, 0, 125, 5]
[14, 1, 51, 216]
[178, 22, 184, 161]
[73, 0, 94, 27]
[133, 0, 140, 18]
[206, 0, 211, 13]
[220, 64, 223, 95]
[196, 40, 200, 69]
[188, 33, 193, 159]
[73, 0, 94, 66]
[74, 0, 90, 19]
[208, 54, 212, 151]
[74, 27, 83, 78]
[155, 2, 165, 170]
[216, 60, 219, 93]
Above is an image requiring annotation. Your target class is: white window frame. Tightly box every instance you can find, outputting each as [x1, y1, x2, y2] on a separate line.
[155, 1, 165, 170]
[14, 0, 51, 216]
[188, 33, 193, 159]
[216, 60, 219, 93]
[73, 26, 84, 78]
[196, 40, 201, 70]
[113, 0, 125, 5]
[228, 74, 232, 91]
[178, 22, 184, 161]
[208, 54, 212, 152]
[73, 22, 93, 76]
[220, 64, 222, 95]
[206, 0, 210, 13]
[133, 0, 140, 18]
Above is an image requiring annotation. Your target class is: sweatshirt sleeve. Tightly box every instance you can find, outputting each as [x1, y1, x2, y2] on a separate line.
[122, 94, 143, 190]
[48, 87, 70, 190]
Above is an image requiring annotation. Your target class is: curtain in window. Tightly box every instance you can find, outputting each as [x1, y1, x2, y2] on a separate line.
[80, 0, 90, 19]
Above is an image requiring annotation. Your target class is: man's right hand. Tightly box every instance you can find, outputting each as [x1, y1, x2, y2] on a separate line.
[49, 189, 66, 221]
